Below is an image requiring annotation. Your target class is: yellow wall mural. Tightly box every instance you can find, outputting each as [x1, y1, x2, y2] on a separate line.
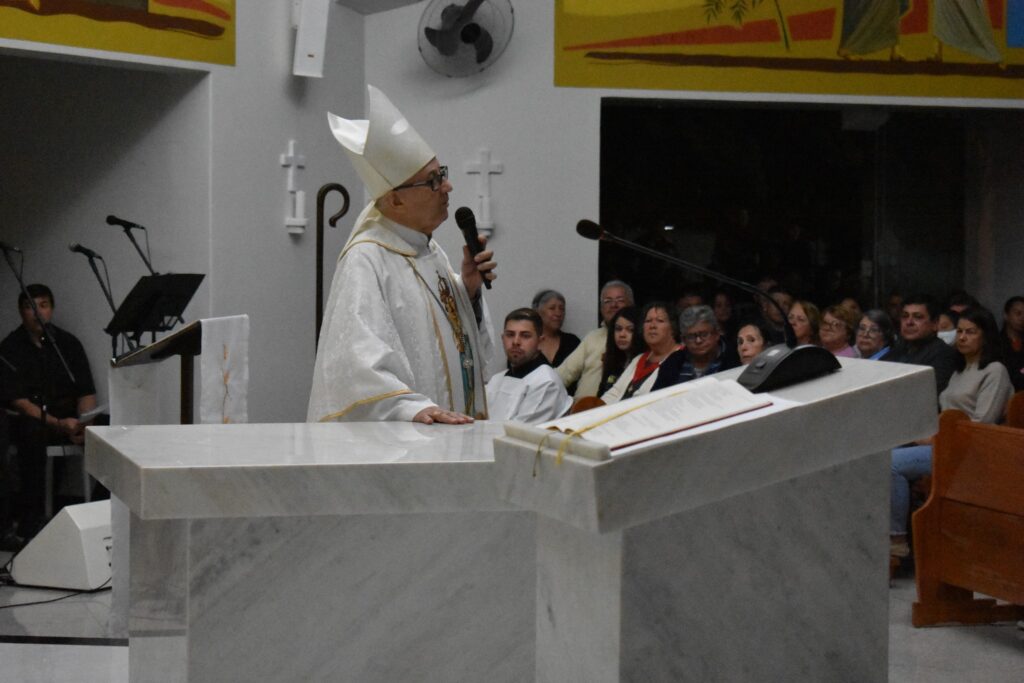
[0, 0, 234, 66]
[555, 0, 1024, 100]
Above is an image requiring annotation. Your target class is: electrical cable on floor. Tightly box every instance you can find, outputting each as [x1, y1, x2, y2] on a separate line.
[0, 577, 111, 610]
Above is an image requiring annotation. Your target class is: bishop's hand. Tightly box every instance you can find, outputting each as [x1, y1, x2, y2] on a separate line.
[461, 235, 496, 300]
[413, 406, 474, 425]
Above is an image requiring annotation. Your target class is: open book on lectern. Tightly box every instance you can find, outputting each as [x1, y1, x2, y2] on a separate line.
[522, 377, 773, 460]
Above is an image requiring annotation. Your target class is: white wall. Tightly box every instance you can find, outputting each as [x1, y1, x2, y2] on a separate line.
[0, 4, 366, 422]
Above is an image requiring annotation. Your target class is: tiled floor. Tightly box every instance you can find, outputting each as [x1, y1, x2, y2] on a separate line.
[0, 558, 1021, 682]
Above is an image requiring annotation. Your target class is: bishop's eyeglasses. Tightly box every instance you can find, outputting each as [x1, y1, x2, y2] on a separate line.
[393, 166, 448, 192]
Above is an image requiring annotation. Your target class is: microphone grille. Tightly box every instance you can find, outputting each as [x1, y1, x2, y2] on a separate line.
[576, 220, 602, 241]
[68, 243, 79, 252]
[454, 206, 474, 228]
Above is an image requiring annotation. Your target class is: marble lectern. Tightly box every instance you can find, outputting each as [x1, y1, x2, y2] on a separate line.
[86, 359, 935, 682]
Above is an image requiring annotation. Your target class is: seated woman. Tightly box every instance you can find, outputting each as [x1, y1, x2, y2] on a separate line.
[653, 305, 736, 388]
[855, 309, 896, 360]
[787, 300, 820, 346]
[532, 289, 581, 367]
[819, 305, 858, 357]
[601, 302, 682, 403]
[597, 306, 643, 397]
[736, 317, 773, 365]
[890, 306, 1014, 559]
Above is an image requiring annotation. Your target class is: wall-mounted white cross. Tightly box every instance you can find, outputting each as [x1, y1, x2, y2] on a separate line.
[464, 147, 503, 236]
[281, 139, 307, 234]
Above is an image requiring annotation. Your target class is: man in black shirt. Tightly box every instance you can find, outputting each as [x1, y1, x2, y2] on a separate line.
[887, 293, 958, 397]
[0, 284, 97, 535]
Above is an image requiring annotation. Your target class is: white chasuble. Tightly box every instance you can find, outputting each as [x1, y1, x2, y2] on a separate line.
[308, 206, 493, 422]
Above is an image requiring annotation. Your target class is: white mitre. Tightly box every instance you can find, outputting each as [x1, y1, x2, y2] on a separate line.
[327, 84, 436, 199]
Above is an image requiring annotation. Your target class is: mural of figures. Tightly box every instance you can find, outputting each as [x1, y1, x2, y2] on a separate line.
[0, 0, 235, 65]
[555, 0, 1024, 100]
[933, 0, 1002, 62]
[838, 0, 911, 58]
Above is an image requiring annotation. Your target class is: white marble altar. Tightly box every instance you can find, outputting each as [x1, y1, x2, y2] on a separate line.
[495, 358, 937, 682]
[87, 359, 935, 682]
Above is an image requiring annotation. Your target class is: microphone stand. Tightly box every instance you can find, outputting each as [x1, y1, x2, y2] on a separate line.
[113, 218, 183, 339]
[576, 221, 840, 392]
[119, 225, 156, 276]
[76, 249, 135, 358]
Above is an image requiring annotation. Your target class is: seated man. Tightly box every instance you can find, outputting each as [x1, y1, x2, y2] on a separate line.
[487, 308, 572, 423]
[557, 280, 633, 399]
[0, 284, 97, 536]
[653, 305, 737, 389]
[887, 293, 958, 397]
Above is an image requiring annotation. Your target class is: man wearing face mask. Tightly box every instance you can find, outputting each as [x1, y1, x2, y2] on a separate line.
[888, 293, 958, 396]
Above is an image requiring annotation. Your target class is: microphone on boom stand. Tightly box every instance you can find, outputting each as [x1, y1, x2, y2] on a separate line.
[574, 219, 839, 393]
[107, 214, 156, 275]
[68, 242, 134, 357]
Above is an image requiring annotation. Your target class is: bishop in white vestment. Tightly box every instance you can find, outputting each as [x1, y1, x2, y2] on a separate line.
[308, 85, 496, 424]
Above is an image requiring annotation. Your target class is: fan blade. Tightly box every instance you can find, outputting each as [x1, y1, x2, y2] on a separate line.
[456, 0, 486, 23]
[424, 26, 460, 56]
[473, 26, 493, 64]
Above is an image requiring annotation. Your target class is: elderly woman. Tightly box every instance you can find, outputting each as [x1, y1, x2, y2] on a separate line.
[602, 302, 682, 403]
[889, 306, 1014, 559]
[532, 289, 580, 367]
[654, 305, 737, 389]
[855, 309, 895, 360]
[787, 300, 821, 346]
[598, 306, 644, 397]
[820, 304, 858, 357]
[736, 317, 774, 365]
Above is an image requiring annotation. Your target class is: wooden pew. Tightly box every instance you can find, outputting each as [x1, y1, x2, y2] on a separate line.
[1006, 390, 1024, 428]
[911, 409, 1024, 626]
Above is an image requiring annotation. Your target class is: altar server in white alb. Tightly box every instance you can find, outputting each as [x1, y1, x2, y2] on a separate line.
[486, 308, 572, 423]
[308, 85, 497, 424]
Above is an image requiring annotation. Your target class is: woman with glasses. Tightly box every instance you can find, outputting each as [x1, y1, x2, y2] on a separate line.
[601, 302, 683, 403]
[889, 306, 1013, 561]
[787, 300, 820, 346]
[532, 289, 580, 367]
[819, 305, 858, 357]
[653, 305, 736, 389]
[854, 309, 895, 360]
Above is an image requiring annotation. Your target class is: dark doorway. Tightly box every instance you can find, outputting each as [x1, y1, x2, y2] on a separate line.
[599, 99, 966, 312]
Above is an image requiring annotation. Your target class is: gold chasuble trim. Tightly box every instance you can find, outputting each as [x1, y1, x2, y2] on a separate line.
[339, 239, 416, 261]
[407, 257, 457, 412]
[318, 389, 414, 422]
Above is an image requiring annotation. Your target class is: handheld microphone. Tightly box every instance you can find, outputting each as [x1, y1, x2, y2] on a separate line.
[106, 214, 145, 231]
[69, 243, 101, 259]
[454, 206, 492, 290]
[574, 219, 839, 393]
[0, 241, 21, 253]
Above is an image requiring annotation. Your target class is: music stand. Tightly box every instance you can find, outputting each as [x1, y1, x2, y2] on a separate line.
[106, 273, 203, 424]
[106, 274, 204, 349]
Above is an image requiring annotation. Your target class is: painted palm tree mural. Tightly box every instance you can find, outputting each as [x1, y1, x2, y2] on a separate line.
[705, 0, 792, 50]
[555, 0, 1024, 99]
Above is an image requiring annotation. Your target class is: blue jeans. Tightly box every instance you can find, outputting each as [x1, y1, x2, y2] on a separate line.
[890, 445, 934, 535]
